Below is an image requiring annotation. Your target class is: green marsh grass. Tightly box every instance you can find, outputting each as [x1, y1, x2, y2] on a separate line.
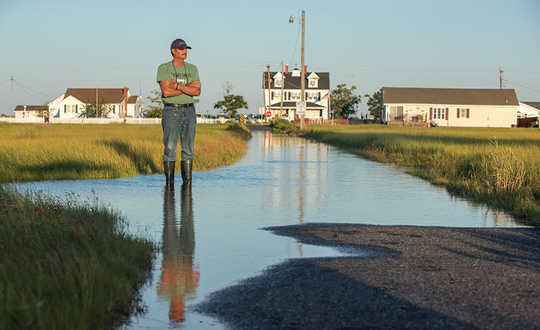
[303, 125, 540, 225]
[0, 123, 250, 327]
[0, 186, 155, 329]
[0, 123, 250, 183]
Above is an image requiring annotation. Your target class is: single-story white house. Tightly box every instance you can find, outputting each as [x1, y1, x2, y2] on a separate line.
[381, 87, 519, 128]
[48, 88, 143, 119]
[517, 102, 540, 119]
[14, 105, 49, 121]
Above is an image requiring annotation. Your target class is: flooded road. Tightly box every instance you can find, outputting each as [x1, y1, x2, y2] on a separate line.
[18, 130, 523, 329]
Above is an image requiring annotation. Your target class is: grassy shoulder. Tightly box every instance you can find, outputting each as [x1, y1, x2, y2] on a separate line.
[0, 123, 250, 183]
[302, 125, 540, 225]
[0, 186, 155, 329]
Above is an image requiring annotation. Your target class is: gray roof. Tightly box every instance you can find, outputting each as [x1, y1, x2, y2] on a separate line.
[269, 101, 325, 109]
[382, 87, 519, 106]
[14, 105, 48, 111]
[263, 72, 330, 90]
[522, 102, 540, 110]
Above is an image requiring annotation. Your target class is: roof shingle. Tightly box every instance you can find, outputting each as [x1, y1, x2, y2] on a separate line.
[382, 87, 519, 106]
[263, 72, 330, 90]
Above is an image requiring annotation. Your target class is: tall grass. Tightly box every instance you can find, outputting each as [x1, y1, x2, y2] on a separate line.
[303, 125, 540, 225]
[0, 123, 250, 183]
[0, 186, 155, 329]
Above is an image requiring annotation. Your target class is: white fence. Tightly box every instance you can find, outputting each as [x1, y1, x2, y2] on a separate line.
[0, 117, 227, 125]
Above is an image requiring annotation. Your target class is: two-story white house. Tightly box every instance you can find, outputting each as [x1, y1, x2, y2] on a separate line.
[48, 87, 143, 119]
[381, 87, 519, 128]
[262, 67, 330, 121]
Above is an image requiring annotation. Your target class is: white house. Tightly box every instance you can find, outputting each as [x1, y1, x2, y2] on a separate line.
[14, 105, 49, 122]
[381, 87, 519, 128]
[48, 88, 143, 119]
[517, 102, 540, 119]
[261, 67, 330, 121]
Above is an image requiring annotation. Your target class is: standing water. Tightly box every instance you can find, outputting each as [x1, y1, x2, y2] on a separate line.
[18, 130, 523, 329]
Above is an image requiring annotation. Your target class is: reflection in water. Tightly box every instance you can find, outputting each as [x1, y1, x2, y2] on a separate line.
[158, 184, 199, 325]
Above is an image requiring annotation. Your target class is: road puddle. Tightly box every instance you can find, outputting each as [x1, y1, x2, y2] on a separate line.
[17, 130, 524, 329]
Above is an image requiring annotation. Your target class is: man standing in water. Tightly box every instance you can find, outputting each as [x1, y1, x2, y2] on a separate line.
[157, 38, 201, 188]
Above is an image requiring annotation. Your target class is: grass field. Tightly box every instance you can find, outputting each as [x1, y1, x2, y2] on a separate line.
[0, 123, 250, 328]
[0, 123, 250, 183]
[0, 186, 155, 329]
[303, 125, 540, 225]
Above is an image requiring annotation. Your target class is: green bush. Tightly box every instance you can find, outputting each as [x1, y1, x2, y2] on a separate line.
[271, 119, 298, 135]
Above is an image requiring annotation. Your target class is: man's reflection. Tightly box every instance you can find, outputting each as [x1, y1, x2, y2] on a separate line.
[158, 184, 199, 324]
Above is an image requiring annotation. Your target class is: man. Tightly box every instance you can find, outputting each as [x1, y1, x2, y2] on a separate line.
[156, 38, 201, 188]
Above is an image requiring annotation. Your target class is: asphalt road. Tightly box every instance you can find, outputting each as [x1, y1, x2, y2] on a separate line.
[195, 224, 540, 329]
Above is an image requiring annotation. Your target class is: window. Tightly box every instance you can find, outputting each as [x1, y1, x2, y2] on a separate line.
[458, 108, 467, 118]
[390, 106, 404, 121]
[64, 104, 66, 113]
[309, 79, 318, 88]
[274, 79, 282, 88]
[112, 105, 116, 114]
[433, 108, 445, 120]
[75, 104, 78, 113]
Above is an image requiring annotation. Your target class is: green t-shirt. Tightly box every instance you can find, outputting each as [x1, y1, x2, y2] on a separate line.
[156, 61, 200, 105]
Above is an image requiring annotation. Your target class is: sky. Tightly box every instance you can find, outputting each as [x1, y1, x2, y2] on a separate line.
[1, 0, 539, 116]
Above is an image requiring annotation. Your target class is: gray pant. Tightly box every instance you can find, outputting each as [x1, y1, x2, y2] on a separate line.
[162, 104, 196, 162]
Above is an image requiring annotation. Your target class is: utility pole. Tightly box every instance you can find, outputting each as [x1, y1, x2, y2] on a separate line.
[9, 76, 14, 117]
[300, 10, 306, 130]
[499, 67, 504, 89]
[280, 62, 285, 114]
[266, 64, 272, 119]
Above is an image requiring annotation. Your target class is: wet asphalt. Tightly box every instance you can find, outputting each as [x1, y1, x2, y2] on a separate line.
[195, 224, 540, 329]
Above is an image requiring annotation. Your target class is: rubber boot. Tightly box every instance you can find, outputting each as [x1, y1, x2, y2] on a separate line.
[181, 160, 192, 185]
[164, 161, 175, 190]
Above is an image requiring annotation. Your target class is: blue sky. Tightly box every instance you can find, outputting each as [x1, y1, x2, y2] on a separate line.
[1, 0, 539, 116]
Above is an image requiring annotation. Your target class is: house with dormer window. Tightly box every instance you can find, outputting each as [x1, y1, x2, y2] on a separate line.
[262, 67, 330, 121]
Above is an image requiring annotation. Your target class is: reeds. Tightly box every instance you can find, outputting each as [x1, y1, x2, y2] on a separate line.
[0, 186, 155, 329]
[303, 125, 540, 224]
[0, 123, 249, 183]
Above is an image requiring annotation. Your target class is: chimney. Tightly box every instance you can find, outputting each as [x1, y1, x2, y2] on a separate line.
[285, 64, 289, 75]
[303, 65, 307, 74]
[123, 87, 128, 119]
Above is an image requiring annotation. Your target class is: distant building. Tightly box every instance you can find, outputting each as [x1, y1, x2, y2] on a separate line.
[381, 87, 519, 128]
[14, 105, 49, 121]
[261, 67, 330, 121]
[48, 88, 143, 119]
[517, 102, 540, 119]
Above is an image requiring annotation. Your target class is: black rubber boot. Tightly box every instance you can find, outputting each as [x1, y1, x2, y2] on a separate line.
[181, 160, 192, 185]
[164, 161, 175, 189]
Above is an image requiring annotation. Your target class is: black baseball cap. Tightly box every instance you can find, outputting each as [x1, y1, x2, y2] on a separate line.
[170, 39, 192, 50]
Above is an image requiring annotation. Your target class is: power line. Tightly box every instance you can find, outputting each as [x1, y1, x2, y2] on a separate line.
[12, 79, 57, 101]
[504, 79, 540, 95]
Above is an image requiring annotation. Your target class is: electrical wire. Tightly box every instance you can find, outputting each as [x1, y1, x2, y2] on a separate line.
[503, 79, 540, 95]
[13, 79, 56, 101]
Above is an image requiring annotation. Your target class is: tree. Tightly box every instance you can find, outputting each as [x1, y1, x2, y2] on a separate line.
[364, 90, 383, 121]
[143, 89, 163, 118]
[80, 97, 113, 118]
[330, 84, 361, 119]
[214, 83, 248, 118]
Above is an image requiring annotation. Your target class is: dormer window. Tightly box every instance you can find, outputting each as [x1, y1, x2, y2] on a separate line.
[273, 72, 283, 88]
[291, 69, 301, 77]
[307, 72, 319, 88]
